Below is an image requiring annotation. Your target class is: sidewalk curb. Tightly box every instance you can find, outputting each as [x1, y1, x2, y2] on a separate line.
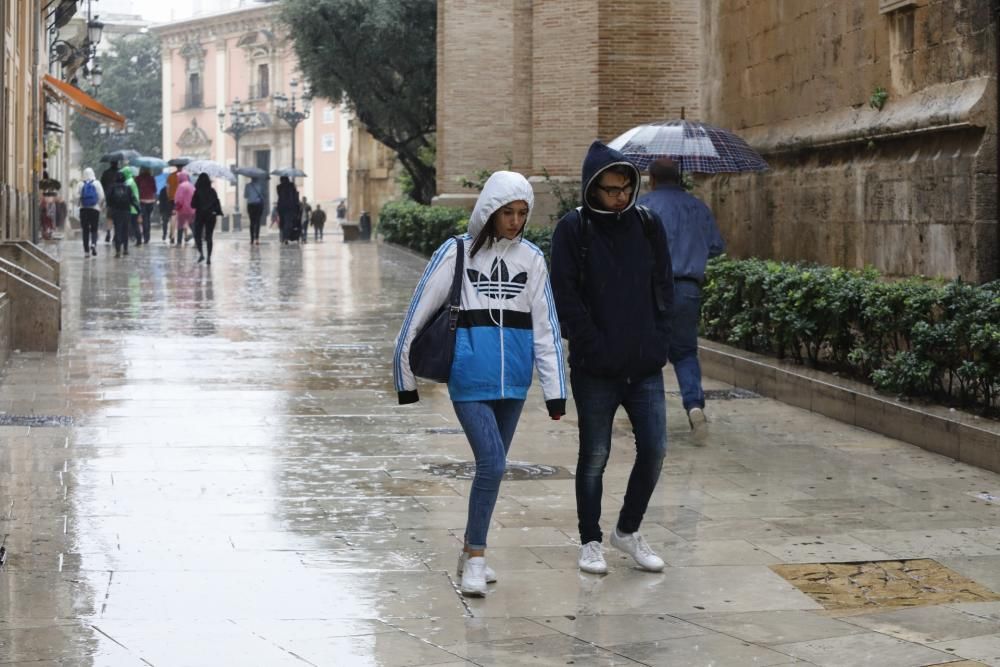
[699, 339, 1000, 474]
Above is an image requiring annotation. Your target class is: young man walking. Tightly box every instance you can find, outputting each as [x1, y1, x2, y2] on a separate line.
[638, 158, 725, 432]
[551, 140, 674, 575]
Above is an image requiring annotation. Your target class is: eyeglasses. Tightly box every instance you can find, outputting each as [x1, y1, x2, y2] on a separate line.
[596, 184, 634, 198]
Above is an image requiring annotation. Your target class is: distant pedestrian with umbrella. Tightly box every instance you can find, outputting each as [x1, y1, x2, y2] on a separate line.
[100, 160, 119, 244]
[75, 166, 104, 257]
[191, 173, 223, 265]
[638, 158, 725, 433]
[244, 176, 268, 246]
[107, 171, 138, 258]
[136, 167, 158, 245]
[276, 176, 300, 244]
[173, 172, 195, 246]
[299, 196, 312, 244]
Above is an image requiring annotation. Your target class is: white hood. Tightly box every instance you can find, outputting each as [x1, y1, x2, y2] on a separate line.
[82, 167, 96, 181]
[468, 171, 535, 240]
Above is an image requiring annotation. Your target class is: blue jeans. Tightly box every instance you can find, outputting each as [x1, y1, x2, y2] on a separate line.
[452, 399, 524, 550]
[571, 370, 667, 544]
[669, 279, 705, 411]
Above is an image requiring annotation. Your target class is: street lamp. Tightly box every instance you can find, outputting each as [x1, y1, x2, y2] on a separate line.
[218, 97, 262, 219]
[272, 78, 312, 177]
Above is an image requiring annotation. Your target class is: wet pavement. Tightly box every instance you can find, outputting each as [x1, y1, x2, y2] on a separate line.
[2, 228, 1000, 666]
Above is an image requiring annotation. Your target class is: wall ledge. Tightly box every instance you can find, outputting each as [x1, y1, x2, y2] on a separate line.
[741, 77, 991, 155]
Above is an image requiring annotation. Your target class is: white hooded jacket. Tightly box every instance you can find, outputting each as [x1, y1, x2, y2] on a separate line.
[394, 171, 566, 414]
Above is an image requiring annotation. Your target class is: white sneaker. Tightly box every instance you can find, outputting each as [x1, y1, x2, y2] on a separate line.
[688, 407, 707, 433]
[610, 528, 664, 572]
[578, 540, 608, 574]
[460, 556, 488, 596]
[457, 551, 497, 583]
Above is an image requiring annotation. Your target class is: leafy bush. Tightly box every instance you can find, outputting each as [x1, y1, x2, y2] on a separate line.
[703, 257, 1000, 415]
[377, 200, 468, 256]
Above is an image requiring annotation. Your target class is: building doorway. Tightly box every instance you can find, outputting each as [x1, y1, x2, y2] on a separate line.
[254, 149, 270, 174]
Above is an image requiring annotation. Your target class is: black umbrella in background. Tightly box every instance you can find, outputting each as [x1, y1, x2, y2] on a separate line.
[232, 166, 269, 179]
[167, 156, 195, 167]
[271, 167, 307, 178]
[99, 149, 141, 163]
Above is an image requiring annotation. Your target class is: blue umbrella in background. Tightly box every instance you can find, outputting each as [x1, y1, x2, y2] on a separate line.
[154, 171, 168, 193]
[130, 155, 168, 171]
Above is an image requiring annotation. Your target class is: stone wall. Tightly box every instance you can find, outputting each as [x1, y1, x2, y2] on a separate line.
[703, 0, 997, 281]
[436, 0, 702, 204]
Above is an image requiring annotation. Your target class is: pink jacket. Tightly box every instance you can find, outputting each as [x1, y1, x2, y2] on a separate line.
[173, 173, 195, 226]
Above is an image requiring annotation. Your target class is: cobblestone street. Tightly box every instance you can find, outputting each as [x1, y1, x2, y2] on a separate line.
[2, 231, 1000, 666]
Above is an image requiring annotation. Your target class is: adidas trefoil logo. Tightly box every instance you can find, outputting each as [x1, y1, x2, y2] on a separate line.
[467, 258, 528, 300]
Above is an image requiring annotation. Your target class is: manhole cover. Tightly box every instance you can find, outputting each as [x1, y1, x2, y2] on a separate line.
[666, 389, 760, 400]
[428, 461, 571, 480]
[771, 559, 1000, 611]
[0, 415, 73, 427]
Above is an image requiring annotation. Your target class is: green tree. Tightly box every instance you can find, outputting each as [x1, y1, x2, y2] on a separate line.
[279, 0, 436, 204]
[71, 34, 162, 170]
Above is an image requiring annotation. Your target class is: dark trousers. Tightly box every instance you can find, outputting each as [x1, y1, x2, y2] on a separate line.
[139, 202, 155, 243]
[571, 369, 667, 544]
[112, 210, 130, 253]
[247, 203, 263, 242]
[194, 216, 217, 258]
[130, 213, 141, 244]
[314, 222, 324, 240]
[80, 208, 99, 252]
[159, 207, 172, 239]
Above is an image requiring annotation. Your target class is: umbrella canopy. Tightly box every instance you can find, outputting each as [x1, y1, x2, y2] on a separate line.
[186, 159, 237, 184]
[232, 166, 269, 179]
[130, 156, 168, 170]
[271, 167, 307, 178]
[608, 120, 768, 173]
[167, 156, 195, 167]
[99, 149, 141, 163]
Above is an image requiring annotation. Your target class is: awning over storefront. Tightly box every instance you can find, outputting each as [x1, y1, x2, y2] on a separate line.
[41, 74, 126, 130]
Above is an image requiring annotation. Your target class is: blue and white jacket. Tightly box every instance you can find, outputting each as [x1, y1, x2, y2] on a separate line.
[394, 171, 567, 416]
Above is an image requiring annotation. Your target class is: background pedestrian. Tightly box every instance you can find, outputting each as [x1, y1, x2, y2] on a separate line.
[76, 167, 104, 257]
[638, 158, 725, 432]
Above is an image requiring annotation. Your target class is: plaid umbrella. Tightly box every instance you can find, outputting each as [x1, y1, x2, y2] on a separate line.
[608, 120, 768, 173]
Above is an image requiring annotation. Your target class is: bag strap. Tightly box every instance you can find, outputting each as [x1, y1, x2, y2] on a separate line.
[575, 207, 590, 289]
[447, 237, 465, 331]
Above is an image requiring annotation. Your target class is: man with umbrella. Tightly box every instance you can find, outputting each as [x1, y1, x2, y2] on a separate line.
[639, 159, 724, 434]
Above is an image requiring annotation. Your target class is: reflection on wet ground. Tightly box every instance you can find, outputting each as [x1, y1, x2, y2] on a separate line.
[1, 231, 1000, 666]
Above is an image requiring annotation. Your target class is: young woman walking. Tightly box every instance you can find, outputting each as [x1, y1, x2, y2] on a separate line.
[191, 173, 223, 265]
[393, 171, 566, 597]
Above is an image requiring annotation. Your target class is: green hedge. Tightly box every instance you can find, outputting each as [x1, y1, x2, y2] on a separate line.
[378, 199, 554, 260]
[703, 257, 1000, 415]
[377, 200, 468, 256]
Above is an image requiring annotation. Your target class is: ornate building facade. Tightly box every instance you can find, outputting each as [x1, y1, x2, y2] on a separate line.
[152, 4, 350, 213]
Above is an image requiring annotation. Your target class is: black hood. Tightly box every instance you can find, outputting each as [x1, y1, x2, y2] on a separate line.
[580, 140, 641, 217]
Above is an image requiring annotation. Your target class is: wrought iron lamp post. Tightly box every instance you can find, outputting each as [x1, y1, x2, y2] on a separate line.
[218, 97, 261, 220]
[272, 78, 312, 178]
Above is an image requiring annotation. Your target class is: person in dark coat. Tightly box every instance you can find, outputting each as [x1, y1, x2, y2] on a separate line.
[100, 160, 120, 243]
[190, 173, 223, 265]
[311, 204, 327, 240]
[358, 210, 372, 241]
[550, 140, 674, 576]
[276, 176, 300, 244]
[106, 171, 139, 258]
[157, 185, 173, 242]
[244, 177, 268, 246]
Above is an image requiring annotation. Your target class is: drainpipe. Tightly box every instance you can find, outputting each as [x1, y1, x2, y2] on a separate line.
[31, 6, 41, 244]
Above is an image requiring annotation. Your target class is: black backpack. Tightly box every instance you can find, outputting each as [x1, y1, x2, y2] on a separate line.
[108, 183, 131, 210]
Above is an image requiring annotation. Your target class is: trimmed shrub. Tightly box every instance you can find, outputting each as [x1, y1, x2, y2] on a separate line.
[377, 200, 468, 256]
[704, 257, 1000, 415]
